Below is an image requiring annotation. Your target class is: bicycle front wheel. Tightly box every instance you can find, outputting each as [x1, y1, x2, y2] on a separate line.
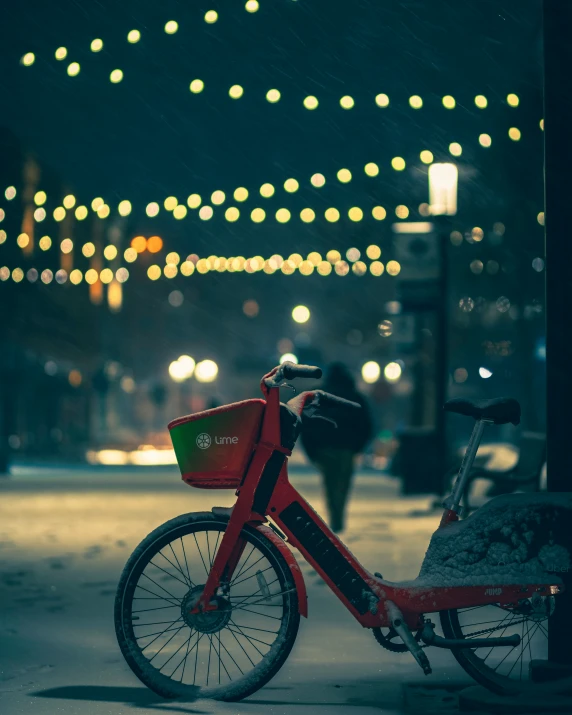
[115, 512, 300, 701]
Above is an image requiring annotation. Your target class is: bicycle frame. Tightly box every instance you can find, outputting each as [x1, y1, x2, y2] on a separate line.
[192, 372, 561, 631]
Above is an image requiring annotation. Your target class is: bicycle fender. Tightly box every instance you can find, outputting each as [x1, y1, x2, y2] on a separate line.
[255, 523, 308, 618]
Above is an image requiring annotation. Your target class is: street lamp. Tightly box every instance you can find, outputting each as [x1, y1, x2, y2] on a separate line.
[429, 162, 459, 495]
[195, 359, 218, 383]
[428, 163, 458, 217]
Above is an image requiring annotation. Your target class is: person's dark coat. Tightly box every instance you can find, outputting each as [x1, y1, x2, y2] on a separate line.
[300, 363, 374, 461]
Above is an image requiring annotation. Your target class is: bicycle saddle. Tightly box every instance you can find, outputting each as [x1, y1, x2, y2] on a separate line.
[444, 397, 521, 425]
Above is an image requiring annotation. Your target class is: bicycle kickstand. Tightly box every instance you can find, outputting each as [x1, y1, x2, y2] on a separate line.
[385, 601, 432, 675]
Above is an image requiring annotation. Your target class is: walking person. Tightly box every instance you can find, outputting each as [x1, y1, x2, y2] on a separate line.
[300, 362, 374, 533]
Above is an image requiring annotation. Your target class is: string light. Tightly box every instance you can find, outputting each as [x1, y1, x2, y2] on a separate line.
[391, 157, 406, 171]
[475, 95, 487, 108]
[146, 202, 160, 217]
[204, 10, 218, 23]
[118, 200, 132, 216]
[127, 29, 141, 43]
[260, 183, 274, 198]
[90, 39, 103, 52]
[442, 95, 455, 109]
[190, 79, 204, 94]
[375, 94, 389, 107]
[420, 150, 433, 164]
[284, 178, 299, 193]
[211, 190, 225, 205]
[449, 142, 462, 156]
[21, 53, 35, 66]
[310, 173, 325, 187]
[276, 208, 291, 223]
[508, 127, 521, 141]
[233, 187, 248, 202]
[251, 208, 265, 223]
[229, 85, 244, 99]
[303, 96, 319, 110]
[55, 47, 67, 60]
[337, 168, 351, 183]
[479, 133, 492, 148]
[340, 96, 354, 109]
[67, 62, 80, 77]
[507, 93, 519, 107]
[266, 89, 280, 103]
[173, 205, 187, 219]
[110, 69, 124, 83]
[63, 194, 76, 209]
[245, 1, 259, 12]
[164, 21, 178, 34]
[409, 95, 423, 109]
[364, 162, 379, 177]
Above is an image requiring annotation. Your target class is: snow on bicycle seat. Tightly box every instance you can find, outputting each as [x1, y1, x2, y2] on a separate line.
[444, 397, 521, 425]
[408, 493, 572, 588]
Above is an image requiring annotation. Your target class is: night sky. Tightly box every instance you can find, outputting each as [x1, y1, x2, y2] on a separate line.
[0, 0, 542, 258]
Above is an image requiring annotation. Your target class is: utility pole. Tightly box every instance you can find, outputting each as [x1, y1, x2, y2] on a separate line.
[543, 0, 572, 674]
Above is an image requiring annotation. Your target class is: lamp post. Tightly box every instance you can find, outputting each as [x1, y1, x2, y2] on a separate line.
[429, 163, 458, 495]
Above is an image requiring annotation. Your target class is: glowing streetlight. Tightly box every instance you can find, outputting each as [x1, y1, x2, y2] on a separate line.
[178, 355, 196, 379]
[361, 361, 381, 384]
[195, 359, 219, 383]
[292, 305, 310, 323]
[428, 163, 458, 216]
[384, 362, 402, 383]
[168, 360, 187, 383]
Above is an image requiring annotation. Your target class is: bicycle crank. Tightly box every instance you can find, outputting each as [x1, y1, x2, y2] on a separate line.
[385, 602, 432, 675]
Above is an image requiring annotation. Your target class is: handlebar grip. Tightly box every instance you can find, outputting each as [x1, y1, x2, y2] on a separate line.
[316, 390, 361, 410]
[282, 362, 323, 380]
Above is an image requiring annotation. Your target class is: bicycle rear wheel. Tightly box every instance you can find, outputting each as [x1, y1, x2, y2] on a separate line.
[115, 512, 300, 701]
[440, 595, 554, 694]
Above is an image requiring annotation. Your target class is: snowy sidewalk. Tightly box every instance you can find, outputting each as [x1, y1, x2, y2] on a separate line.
[0, 468, 473, 714]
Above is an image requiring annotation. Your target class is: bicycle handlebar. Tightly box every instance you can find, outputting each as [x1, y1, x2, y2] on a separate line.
[313, 390, 361, 411]
[282, 363, 323, 381]
[263, 361, 322, 387]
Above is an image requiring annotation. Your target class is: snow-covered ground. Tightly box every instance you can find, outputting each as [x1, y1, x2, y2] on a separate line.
[0, 467, 476, 714]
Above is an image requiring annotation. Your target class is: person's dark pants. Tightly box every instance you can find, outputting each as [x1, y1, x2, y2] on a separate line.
[313, 448, 355, 533]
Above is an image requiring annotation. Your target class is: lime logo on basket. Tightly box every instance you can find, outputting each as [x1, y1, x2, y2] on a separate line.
[196, 433, 212, 449]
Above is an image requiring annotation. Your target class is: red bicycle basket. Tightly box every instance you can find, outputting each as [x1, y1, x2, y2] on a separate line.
[168, 399, 265, 488]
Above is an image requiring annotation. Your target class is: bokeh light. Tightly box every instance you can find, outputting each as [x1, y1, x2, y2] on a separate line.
[292, 305, 310, 323]
[362, 361, 380, 384]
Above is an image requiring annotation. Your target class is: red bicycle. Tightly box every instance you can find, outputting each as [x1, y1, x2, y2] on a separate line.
[115, 362, 568, 701]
